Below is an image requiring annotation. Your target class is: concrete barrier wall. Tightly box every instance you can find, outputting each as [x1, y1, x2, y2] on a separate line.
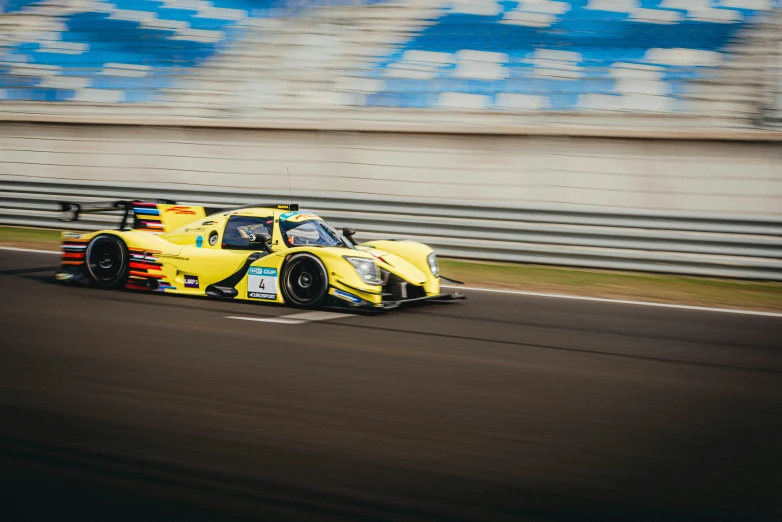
[1, 122, 780, 215]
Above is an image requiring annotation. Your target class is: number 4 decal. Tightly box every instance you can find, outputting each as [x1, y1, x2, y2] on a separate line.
[247, 267, 278, 300]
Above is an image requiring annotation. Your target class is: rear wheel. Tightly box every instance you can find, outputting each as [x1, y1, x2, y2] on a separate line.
[85, 234, 128, 288]
[281, 253, 328, 308]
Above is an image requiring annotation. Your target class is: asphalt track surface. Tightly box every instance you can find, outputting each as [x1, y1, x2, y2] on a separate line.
[1, 249, 781, 522]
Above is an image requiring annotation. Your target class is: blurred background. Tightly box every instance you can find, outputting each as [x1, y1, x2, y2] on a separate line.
[1, 0, 782, 120]
[1, 1, 782, 521]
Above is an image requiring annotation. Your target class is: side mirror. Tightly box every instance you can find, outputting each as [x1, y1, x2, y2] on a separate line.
[342, 227, 356, 241]
[248, 232, 272, 253]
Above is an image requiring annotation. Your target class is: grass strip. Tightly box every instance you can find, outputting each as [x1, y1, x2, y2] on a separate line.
[439, 259, 782, 313]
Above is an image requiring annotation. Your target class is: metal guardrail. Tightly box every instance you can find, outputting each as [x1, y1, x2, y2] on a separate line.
[1, 177, 781, 280]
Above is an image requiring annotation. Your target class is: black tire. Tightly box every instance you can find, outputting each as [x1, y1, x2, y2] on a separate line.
[85, 234, 129, 289]
[281, 253, 328, 308]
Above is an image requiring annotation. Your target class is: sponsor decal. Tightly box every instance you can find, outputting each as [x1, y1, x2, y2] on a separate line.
[63, 232, 82, 238]
[249, 267, 276, 275]
[184, 275, 199, 288]
[165, 206, 198, 215]
[157, 254, 190, 261]
[279, 211, 318, 222]
[333, 289, 361, 304]
[248, 267, 278, 300]
[195, 236, 203, 248]
[249, 292, 276, 299]
[208, 232, 219, 246]
[185, 227, 205, 232]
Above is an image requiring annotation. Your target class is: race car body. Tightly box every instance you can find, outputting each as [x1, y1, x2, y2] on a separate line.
[55, 200, 464, 310]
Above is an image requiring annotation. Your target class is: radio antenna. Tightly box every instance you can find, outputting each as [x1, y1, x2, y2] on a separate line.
[286, 167, 293, 207]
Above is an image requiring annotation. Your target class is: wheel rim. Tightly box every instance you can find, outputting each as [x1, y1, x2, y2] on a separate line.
[285, 257, 325, 305]
[87, 237, 125, 283]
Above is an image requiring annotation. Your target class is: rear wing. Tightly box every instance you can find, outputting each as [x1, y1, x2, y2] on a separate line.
[59, 200, 210, 232]
[59, 200, 143, 230]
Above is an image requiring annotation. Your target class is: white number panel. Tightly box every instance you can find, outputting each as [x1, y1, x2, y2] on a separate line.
[248, 267, 278, 300]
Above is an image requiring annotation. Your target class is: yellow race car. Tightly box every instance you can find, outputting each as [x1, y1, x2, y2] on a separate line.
[55, 200, 464, 310]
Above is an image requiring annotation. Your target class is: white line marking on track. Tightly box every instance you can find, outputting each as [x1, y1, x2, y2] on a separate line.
[225, 316, 306, 325]
[0, 246, 61, 255]
[443, 285, 782, 318]
[1, 247, 777, 318]
[283, 311, 352, 322]
[226, 311, 352, 324]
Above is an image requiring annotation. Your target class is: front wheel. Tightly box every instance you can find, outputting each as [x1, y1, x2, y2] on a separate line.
[281, 253, 328, 309]
[85, 234, 129, 288]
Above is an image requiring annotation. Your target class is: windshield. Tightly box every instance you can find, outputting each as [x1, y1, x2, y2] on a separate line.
[281, 219, 352, 248]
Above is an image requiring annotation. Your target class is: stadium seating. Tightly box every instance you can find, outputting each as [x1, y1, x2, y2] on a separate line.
[0, 0, 370, 102]
[356, 0, 781, 112]
[1, 0, 779, 115]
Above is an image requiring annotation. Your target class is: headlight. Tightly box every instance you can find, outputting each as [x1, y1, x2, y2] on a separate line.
[345, 256, 381, 285]
[427, 252, 439, 277]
